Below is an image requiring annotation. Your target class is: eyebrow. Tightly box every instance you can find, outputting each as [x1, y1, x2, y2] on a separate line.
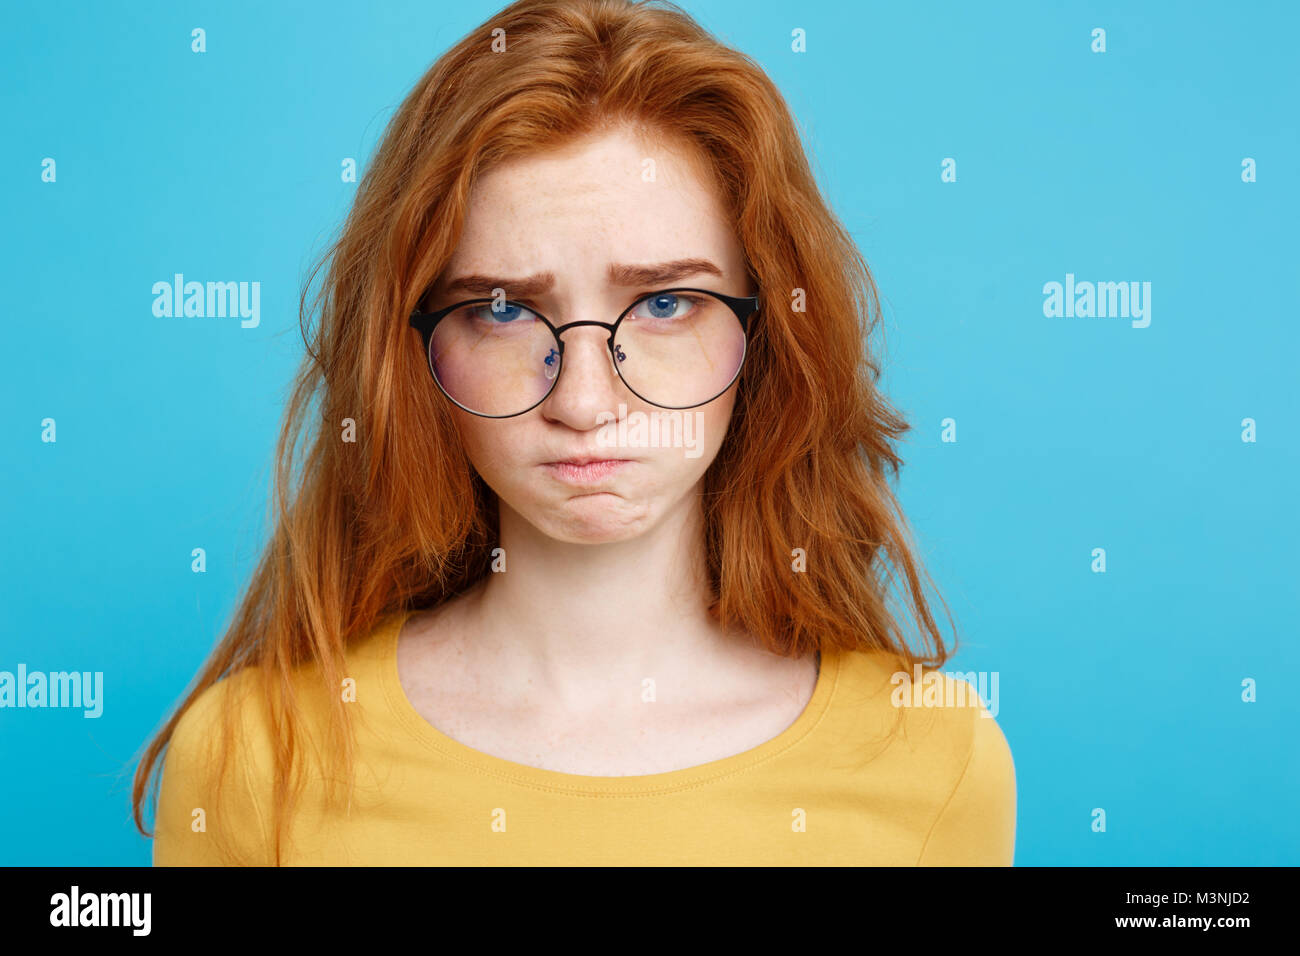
[442, 258, 725, 297]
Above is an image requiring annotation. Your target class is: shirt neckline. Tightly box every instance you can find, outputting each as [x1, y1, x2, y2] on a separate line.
[376, 607, 842, 796]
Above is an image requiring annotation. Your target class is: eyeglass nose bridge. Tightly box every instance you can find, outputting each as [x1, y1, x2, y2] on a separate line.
[548, 319, 623, 375]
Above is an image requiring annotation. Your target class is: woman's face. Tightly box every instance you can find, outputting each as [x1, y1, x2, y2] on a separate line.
[425, 124, 753, 545]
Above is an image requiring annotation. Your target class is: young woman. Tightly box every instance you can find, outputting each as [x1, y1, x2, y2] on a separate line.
[134, 0, 1015, 866]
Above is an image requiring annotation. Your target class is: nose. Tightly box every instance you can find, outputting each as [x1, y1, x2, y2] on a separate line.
[541, 324, 627, 428]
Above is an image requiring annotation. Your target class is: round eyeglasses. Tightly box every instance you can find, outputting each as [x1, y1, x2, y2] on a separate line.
[408, 287, 760, 418]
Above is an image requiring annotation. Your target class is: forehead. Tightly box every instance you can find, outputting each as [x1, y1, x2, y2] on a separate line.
[446, 125, 744, 282]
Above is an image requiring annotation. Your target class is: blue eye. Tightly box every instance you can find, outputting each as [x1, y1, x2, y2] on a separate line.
[471, 302, 526, 323]
[647, 294, 681, 318]
[632, 293, 700, 322]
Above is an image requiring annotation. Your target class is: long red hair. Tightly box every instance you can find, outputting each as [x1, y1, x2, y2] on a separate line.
[132, 0, 957, 864]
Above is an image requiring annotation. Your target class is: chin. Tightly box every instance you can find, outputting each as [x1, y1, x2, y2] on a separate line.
[528, 494, 655, 544]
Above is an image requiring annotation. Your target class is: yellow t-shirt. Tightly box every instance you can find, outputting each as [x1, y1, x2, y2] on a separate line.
[153, 609, 1016, 865]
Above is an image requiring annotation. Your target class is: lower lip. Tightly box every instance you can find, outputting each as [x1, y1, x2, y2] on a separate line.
[542, 460, 632, 483]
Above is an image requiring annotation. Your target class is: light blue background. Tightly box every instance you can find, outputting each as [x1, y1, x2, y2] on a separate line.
[2, 0, 1296, 865]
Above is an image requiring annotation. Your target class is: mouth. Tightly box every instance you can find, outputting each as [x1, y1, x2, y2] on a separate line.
[541, 458, 634, 484]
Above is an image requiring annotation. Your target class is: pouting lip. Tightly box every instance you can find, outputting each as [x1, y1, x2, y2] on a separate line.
[541, 456, 634, 466]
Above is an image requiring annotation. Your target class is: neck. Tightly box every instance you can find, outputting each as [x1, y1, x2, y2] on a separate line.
[467, 487, 737, 708]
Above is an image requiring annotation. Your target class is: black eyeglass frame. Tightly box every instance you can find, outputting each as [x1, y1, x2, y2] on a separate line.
[408, 286, 761, 419]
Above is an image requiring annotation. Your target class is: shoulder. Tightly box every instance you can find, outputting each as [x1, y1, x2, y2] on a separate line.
[152, 612, 407, 866]
[153, 666, 276, 866]
[165, 611, 404, 764]
[915, 683, 1016, 865]
[827, 649, 1017, 865]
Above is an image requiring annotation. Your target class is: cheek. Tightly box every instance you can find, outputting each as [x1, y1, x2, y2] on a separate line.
[453, 415, 518, 486]
[648, 392, 735, 477]
[697, 391, 737, 455]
